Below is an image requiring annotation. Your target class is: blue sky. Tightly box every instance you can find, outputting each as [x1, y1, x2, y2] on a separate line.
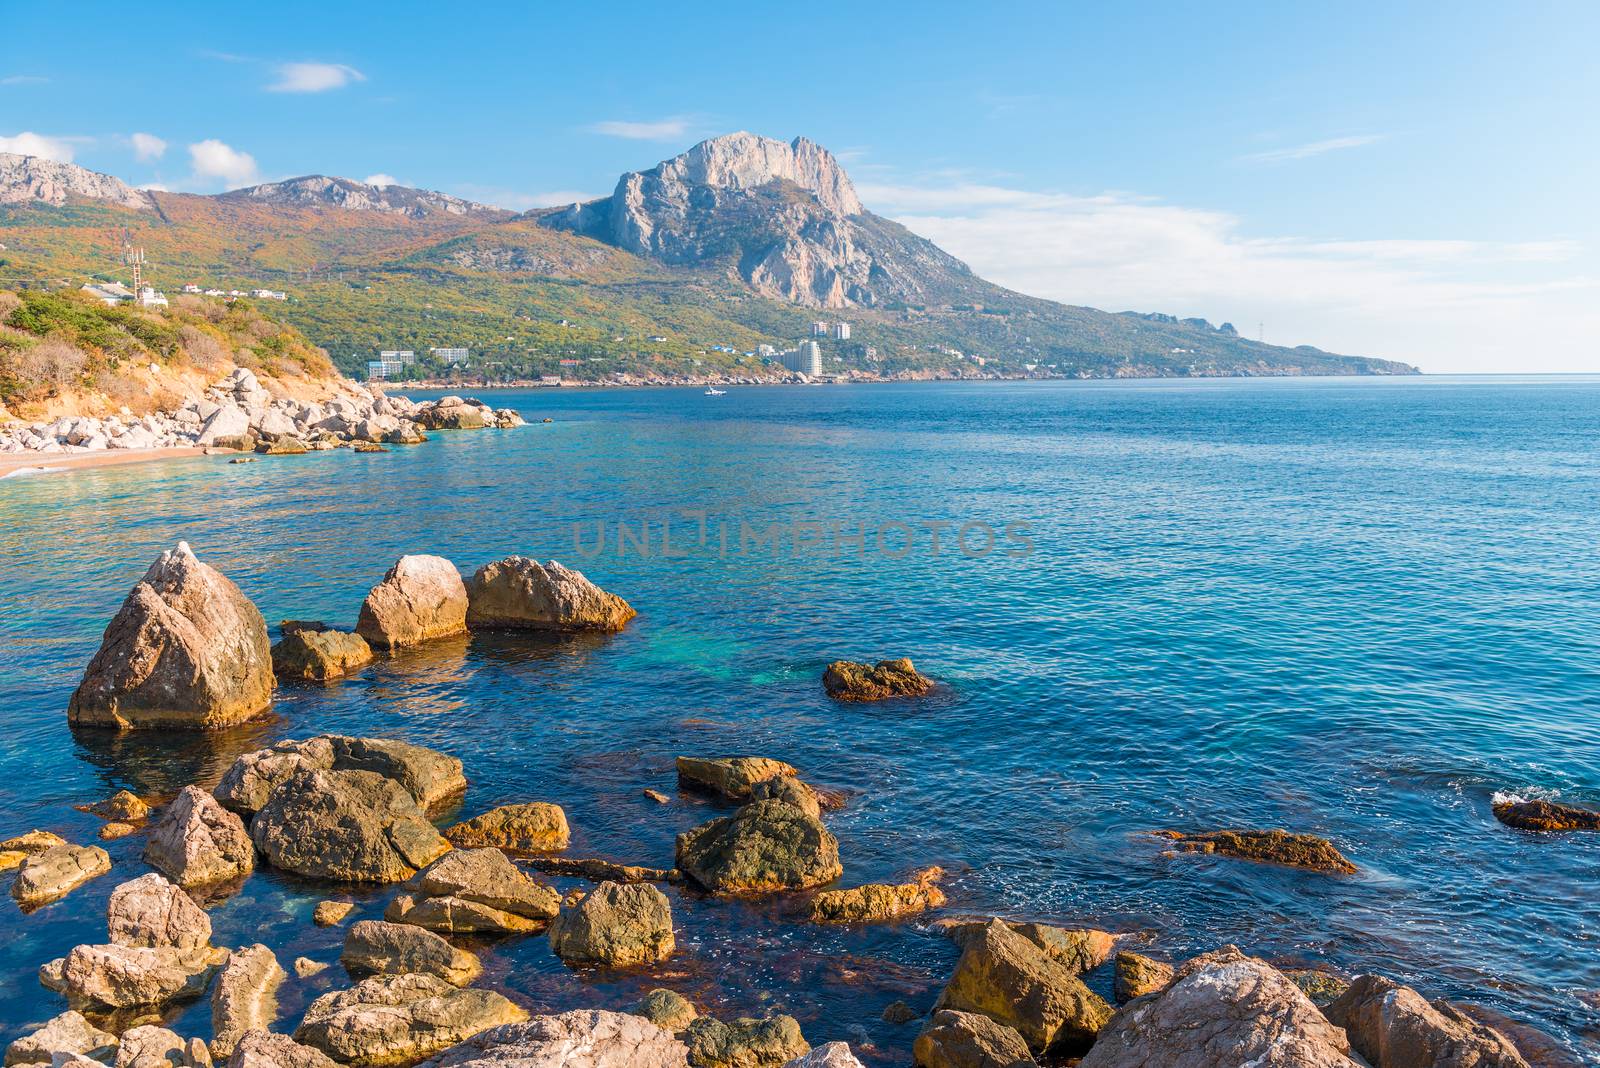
[3, 0, 1597, 372]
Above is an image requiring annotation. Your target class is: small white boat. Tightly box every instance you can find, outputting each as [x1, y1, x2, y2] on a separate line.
[704, 387, 726, 396]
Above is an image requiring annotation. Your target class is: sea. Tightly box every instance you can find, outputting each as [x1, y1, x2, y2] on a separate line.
[1, 376, 1597, 1062]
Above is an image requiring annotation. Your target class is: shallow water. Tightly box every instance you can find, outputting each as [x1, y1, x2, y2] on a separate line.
[2, 377, 1598, 1061]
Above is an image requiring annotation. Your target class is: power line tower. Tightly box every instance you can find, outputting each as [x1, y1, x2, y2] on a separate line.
[124, 240, 146, 293]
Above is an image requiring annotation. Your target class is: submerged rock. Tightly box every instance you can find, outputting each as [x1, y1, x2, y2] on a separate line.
[548, 881, 676, 966]
[418, 1010, 688, 1068]
[272, 624, 374, 681]
[294, 972, 527, 1066]
[211, 944, 286, 1058]
[1, 829, 67, 855]
[4, 1010, 118, 1066]
[1286, 969, 1351, 1008]
[1324, 974, 1531, 1068]
[465, 558, 635, 632]
[1154, 829, 1358, 874]
[525, 856, 682, 884]
[912, 1010, 1035, 1068]
[315, 900, 356, 927]
[1113, 951, 1173, 1003]
[342, 919, 482, 987]
[356, 555, 469, 649]
[1078, 945, 1361, 1068]
[809, 867, 945, 924]
[444, 803, 570, 853]
[676, 799, 841, 894]
[635, 989, 698, 1033]
[821, 658, 932, 701]
[12, 844, 111, 909]
[675, 757, 797, 803]
[1492, 798, 1600, 832]
[226, 1031, 339, 1068]
[68, 542, 274, 730]
[144, 786, 255, 888]
[250, 768, 451, 883]
[107, 873, 211, 950]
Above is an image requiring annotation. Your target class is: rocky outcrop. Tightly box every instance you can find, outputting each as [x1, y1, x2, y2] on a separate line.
[114, 1025, 212, 1068]
[11, 843, 111, 909]
[418, 1011, 689, 1068]
[525, 856, 682, 884]
[216, 734, 465, 816]
[1154, 829, 1358, 874]
[411, 397, 491, 430]
[1324, 974, 1531, 1068]
[144, 786, 255, 888]
[250, 768, 451, 882]
[676, 799, 841, 894]
[934, 919, 1112, 1056]
[822, 659, 933, 702]
[1492, 798, 1600, 832]
[1078, 946, 1361, 1068]
[41, 942, 226, 1009]
[294, 973, 527, 1066]
[273, 623, 374, 681]
[635, 989, 698, 1033]
[221, 176, 503, 219]
[342, 920, 481, 986]
[4, 1010, 118, 1066]
[0, 151, 154, 210]
[387, 848, 560, 934]
[227, 1031, 339, 1068]
[211, 945, 286, 1058]
[934, 919, 1116, 976]
[465, 558, 635, 632]
[356, 556, 469, 649]
[809, 867, 945, 923]
[107, 873, 211, 950]
[675, 757, 798, 803]
[1113, 951, 1173, 1003]
[444, 803, 570, 853]
[547, 881, 675, 966]
[68, 543, 274, 730]
[912, 1010, 1035, 1068]
[684, 1015, 807, 1068]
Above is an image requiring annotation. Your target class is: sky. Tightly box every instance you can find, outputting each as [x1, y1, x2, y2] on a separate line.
[3, 0, 1598, 373]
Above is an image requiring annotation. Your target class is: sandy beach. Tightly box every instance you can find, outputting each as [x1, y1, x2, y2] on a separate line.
[0, 446, 210, 480]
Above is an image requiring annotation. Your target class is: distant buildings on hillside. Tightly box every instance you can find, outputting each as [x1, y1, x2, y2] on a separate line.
[80, 281, 169, 308]
[811, 320, 852, 339]
[430, 347, 469, 365]
[778, 340, 823, 376]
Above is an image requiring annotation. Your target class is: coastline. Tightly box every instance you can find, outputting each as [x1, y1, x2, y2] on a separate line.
[0, 446, 210, 480]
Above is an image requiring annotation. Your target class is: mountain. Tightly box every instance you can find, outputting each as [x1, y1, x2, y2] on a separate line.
[0, 141, 1418, 380]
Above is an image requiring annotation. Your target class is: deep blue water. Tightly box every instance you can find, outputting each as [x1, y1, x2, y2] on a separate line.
[1, 377, 1598, 1062]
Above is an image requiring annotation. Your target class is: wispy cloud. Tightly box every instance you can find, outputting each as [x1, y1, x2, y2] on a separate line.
[267, 61, 366, 93]
[1241, 135, 1385, 164]
[1, 74, 47, 86]
[188, 139, 259, 188]
[0, 131, 77, 162]
[450, 184, 600, 211]
[129, 132, 167, 162]
[588, 117, 691, 141]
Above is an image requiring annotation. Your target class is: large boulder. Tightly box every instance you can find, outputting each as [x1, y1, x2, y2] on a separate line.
[676, 800, 841, 894]
[215, 735, 464, 816]
[113, 1025, 211, 1068]
[933, 919, 1112, 1056]
[294, 973, 527, 1066]
[418, 1011, 689, 1068]
[912, 1010, 1035, 1068]
[676, 757, 797, 803]
[1491, 798, 1600, 832]
[387, 848, 560, 934]
[250, 768, 451, 883]
[634, 990, 698, 1033]
[1078, 946, 1362, 1068]
[465, 558, 635, 632]
[1113, 951, 1173, 1003]
[934, 919, 1116, 976]
[822, 658, 932, 701]
[809, 867, 945, 923]
[68, 543, 274, 730]
[11, 843, 111, 909]
[1324, 974, 1531, 1068]
[683, 1015, 807, 1068]
[211, 944, 286, 1058]
[4, 1011, 118, 1066]
[227, 1032, 338, 1068]
[342, 920, 481, 987]
[273, 624, 373, 681]
[1154, 829, 1357, 874]
[144, 786, 255, 888]
[356, 555, 469, 649]
[414, 398, 490, 431]
[107, 873, 211, 950]
[40, 942, 226, 1009]
[197, 404, 250, 446]
[444, 803, 570, 853]
[215, 736, 338, 815]
[781, 1046, 864, 1068]
[547, 881, 675, 966]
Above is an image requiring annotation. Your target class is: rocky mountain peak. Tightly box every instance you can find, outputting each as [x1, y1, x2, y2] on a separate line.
[663, 132, 862, 217]
[219, 175, 501, 219]
[0, 153, 154, 211]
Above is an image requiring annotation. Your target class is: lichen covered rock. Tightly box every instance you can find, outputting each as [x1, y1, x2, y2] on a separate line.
[465, 558, 635, 632]
[273, 624, 373, 681]
[912, 1010, 1035, 1068]
[251, 768, 450, 883]
[676, 758, 797, 803]
[822, 658, 932, 702]
[1492, 798, 1600, 832]
[1113, 951, 1173, 1004]
[216, 734, 464, 816]
[548, 881, 675, 966]
[809, 867, 945, 924]
[1154, 829, 1357, 874]
[634, 989, 698, 1033]
[444, 804, 570, 853]
[684, 1015, 807, 1068]
[676, 800, 841, 894]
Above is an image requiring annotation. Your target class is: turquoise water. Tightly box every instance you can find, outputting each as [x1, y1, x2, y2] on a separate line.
[2, 377, 1598, 1062]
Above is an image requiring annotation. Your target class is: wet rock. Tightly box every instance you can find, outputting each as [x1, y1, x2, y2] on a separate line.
[635, 989, 698, 1033]
[211, 944, 286, 1058]
[356, 555, 469, 649]
[41, 942, 225, 1009]
[677, 799, 841, 894]
[272, 625, 373, 681]
[1285, 969, 1351, 1008]
[342, 920, 481, 987]
[1324, 974, 1531, 1068]
[933, 919, 1116, 975]
[100, 822, 138, 841]
[748, 776, 825, 819]
[881, 1001, 917, 1025]
[934, 918, 1112, 1056]
[912, 1010, 1034, 1068]
[675, 757, 797, 803]
[79, 790, 151, 822]
[524, 856, 682, 884]
[294, 973, 527, 1066]
[1, 829, 67, 855]
[294, 957, 330, 978]
[684, 1015, 808, 1068]
[226, 1031, 338, 1068]
[1492, 798, 1600, 832]
[144, 786, 255, 888]
[822, 658, 932, 701]
[1078, 945, 1361, 1068]
[251, 768, 450, 883]
[1113, 951, 1173, 1003]
[12, 844, 112, 909]
[1154, 829, 1358, 874]
[417, 1010, 689, 1068]
[809, 867, 945, 923]
[464, 558, 635, 632]
[444, 804, 570, 853]
[114, 1025, 211, 1068]
[4, 1010, 118, 1066]
[69, 542, 274, 730]
[390, 848, 560, 934]
[548, 881, 675, 966]
[644, 789, 672, 805]
[782, 1044, 864, 1068]
[107, 873, 211, 950]
[316, 901, 357, 927]
[216, 735, 464, 817]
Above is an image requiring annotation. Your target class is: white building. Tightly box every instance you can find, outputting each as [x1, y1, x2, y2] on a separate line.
[181, 283, 202, 294]
[81, 282, 134, 306]
[367, 358, 406, 380]
[757, 343, 777, 357]
[380, 350, 417, 366]
[137, 286, 169, 309]
[250, 288, 287, 301]
[811, 321, 829, 337]
[431, 347, 469, 365]
[831, 321, 851, 340]
[779, 341, 823, 376]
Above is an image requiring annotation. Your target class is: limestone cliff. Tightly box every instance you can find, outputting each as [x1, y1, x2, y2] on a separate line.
[0, 153, 154, 211]
[219, 176, 507, 219]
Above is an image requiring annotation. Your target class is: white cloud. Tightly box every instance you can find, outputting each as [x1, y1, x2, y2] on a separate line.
[363, 173, 399, 188]
[1241, 135, 1385, 164]
[857, 180, 1600, 374]
[0, 131, 75, 162]
[137, 182, 169, 192]
[1, 74, 47, 86]
[129, 132, 167, 161]
[588, 117, 691, 141]
[187, 139, 259, 188]
[267, 61, 365, 93]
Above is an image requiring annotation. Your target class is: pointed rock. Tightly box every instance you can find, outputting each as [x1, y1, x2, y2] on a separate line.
[356, 555, 468, 649]
[144, 786, 255, 888]
[107, 873, 211, 950]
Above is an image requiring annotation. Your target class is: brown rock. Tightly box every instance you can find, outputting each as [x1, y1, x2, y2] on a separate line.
[1324, 974, 1531, 1068]
[1492, 799, 1600, 832]
[912, 1010, 1035, 1068]
[1113, 951, 1173, 1003]
[675, 757, 797, 803]
[525, 856, 682, 884]
[211, 944, 286, 1058]
[644, 789, 672, 805]
[809, 867, 945, 923]
[934, 919, 1116, 975]
[342, 919, 481, 987]
[465, 557, 636, 632]
[748, 776, 824, 819]
[113, 1025, 211, 1068]
[41, 942, 225, 1009]
[4, 1010, 118, 1066]
[356, 555, 469, 649]
[417, 1009, 690, 1068]
[445, 803, 570, 853]
[684, 1015, 808, 1068]
[822, 658, 933, 701]
[79, 789, 150, 822]
[107, 873, 211, 951]
[216, 735, 465, 816]
[11, 844, 111, 909]
[1285, 969, 1351, 1008]
[1154, 829, 1358, 874]
[272, 625, 373, 681]
[388, 847, 560, 933]
[548, 881, 676, 966]
[315, 900, 357, 926]
[635, 989, 698, 1033]
[227, 1031, 339, 1068]
[0, 829, 67, 855]
[676, 799, 842, 894]
[144, 786, 255, 888]
[294, 973, 526, 1066]
[100, 822, 138, 840]
[250, 768, 450, 883]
